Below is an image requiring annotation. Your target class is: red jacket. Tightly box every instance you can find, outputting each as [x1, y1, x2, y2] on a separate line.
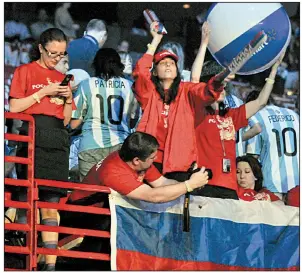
[132, 54, 223, 174]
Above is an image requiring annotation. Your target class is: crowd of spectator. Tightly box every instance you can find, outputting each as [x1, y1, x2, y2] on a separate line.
[4, 4, 300, 271]
[5, 5, 299, 110]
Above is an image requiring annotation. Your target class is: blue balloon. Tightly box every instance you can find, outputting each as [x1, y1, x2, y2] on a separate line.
[206, 3, 291, 75]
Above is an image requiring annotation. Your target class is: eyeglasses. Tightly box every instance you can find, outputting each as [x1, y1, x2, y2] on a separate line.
[42, 45, 67, 59]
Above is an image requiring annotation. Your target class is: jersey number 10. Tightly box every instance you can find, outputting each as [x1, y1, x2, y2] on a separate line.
[96, 94, 124, 125]
[272, 128, 297, 157]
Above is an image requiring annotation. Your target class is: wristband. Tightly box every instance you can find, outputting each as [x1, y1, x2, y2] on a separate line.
[184, 181, 193, 193]
[32, 93, 40, 103]
[147, 43, 156, 51]
[65, 100, 72, 104]
[265, 78, 275, 84]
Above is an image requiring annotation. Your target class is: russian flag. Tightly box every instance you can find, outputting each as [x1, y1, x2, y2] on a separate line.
[109, 192, 299, 270]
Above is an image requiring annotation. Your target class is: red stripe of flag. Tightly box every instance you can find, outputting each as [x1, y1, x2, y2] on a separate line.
[117, 249, 299, 271]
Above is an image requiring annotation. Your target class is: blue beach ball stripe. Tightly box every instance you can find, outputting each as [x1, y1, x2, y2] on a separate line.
[206, 3, 291, 75]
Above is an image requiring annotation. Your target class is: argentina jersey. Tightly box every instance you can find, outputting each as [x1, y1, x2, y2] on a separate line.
[72, 77, 139, 153]
[246, 105, 299, 193]
[224, 94, 256, 156]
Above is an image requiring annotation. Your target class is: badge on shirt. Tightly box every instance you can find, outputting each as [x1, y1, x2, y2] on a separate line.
[222, 158, 231, 173]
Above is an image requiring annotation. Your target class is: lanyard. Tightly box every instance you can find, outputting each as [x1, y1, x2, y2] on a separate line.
[163, 103, 170, 128]
[215, 115, 227, 157]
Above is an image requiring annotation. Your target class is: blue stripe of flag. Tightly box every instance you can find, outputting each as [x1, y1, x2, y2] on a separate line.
[115, 206, 299, 269]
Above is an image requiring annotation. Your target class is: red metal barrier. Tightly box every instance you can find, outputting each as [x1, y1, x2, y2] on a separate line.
[5, 112, 112, 270]
[34, 179, 111, 268]
[4, 112, 36, 271]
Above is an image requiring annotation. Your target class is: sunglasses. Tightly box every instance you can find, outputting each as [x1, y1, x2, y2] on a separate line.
[42, 44, 67, 59]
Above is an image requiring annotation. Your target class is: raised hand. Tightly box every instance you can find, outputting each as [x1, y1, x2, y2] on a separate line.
[273, 50, 286, 69]
[223, 74, 235, 82]
[201, 21, 211, 45]
[150, 21, 164, 41]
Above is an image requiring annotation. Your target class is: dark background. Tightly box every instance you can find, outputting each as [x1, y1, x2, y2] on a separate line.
[4, 2, 300, 70]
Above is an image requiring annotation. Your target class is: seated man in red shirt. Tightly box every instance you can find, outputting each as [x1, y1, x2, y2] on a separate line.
[69, 131, 209, 204]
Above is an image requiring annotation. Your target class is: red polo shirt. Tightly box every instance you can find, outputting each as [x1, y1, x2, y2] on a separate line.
[69, 151, 162, 202]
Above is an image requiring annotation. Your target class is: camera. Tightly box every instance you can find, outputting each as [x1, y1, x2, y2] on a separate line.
[205, 168, 213, 179]
[190, 167, 213, 180]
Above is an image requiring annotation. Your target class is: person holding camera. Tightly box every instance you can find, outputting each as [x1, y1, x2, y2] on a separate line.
[9, 28, 75, 271]
[64, 131, 209, 270]
[68, 131, 209, 204]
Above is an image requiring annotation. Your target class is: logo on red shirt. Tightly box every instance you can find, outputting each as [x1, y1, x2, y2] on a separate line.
[215, 115, 236, 141]
[32, 84, 46, 89]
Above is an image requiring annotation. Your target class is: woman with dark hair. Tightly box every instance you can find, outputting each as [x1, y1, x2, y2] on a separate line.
[9, 28, 75, 270]
[192, 51, 286, 200]
[158, 41, 185, 76]
[70, 48, 140, 181]
[236, 155, 281, 203]
[132, 22, 228, 179]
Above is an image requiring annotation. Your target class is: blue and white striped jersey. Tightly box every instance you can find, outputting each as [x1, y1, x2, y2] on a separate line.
[246, 105, 299, 193]
[72, 77, 139, 153]
[224, 94, 257, 156]
[69, 136, 80, 170]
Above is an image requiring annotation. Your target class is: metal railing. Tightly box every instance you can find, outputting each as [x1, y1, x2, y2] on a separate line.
[5, 112, 111, 270]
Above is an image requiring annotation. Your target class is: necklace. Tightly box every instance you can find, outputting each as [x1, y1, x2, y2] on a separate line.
[163, 103, 170, 128]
